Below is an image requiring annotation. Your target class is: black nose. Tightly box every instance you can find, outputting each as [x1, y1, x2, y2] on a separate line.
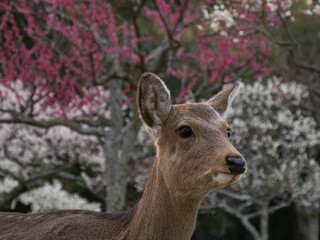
[226, 157, 246, 174]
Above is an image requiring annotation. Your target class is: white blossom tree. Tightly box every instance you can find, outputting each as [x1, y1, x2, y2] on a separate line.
[201, 78, 320, 240]
[0, 123, 104, 212]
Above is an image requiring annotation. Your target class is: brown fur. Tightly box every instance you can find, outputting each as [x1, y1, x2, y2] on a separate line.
[0, 73, 246, 240]
[0, 210, 134, 239]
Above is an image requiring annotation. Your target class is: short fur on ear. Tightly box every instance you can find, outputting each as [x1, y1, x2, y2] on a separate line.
[137, 72, 171, 130]
[207, 81, 240, 118]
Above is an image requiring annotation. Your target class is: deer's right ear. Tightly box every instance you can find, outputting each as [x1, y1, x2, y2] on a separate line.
[207, 81, 240, 118]
[137, 72, 171, 130]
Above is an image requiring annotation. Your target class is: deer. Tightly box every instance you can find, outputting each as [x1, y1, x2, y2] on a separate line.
[0, 72, 246, 240]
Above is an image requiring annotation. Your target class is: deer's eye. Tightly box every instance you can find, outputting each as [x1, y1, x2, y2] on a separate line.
[178, 126, 193, 138]
[227, 128, 231, 138]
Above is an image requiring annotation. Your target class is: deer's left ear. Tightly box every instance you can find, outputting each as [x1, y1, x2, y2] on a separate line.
[207, 82, 240, 118]
[137, 72, 171, 130]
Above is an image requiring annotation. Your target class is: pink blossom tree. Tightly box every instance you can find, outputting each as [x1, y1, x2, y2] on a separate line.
[0, 0, 290, 213]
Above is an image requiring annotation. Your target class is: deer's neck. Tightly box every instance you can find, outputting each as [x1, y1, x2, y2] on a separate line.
[127, 158, 202, 240]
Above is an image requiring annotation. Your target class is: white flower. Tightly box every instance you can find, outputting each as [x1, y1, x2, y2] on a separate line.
[313, 5, 320, 15]
[18, 180, 101, 213]
[303, 9, 313, 15]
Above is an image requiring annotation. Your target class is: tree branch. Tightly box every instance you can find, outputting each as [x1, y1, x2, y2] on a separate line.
[214, 199, 262, 240]
[216, 189, 252, 201]
[289, 49, 320, 74]
[132, 0, 148, 72]
[0, 165, 71, 211]
[0, 116, 107, 137]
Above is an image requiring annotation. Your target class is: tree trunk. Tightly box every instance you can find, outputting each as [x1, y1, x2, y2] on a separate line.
[104, 80, 123, 212]
[296, 205, 319, 240]
[260, 207, 269, 240]
[104, 80, 141, 213]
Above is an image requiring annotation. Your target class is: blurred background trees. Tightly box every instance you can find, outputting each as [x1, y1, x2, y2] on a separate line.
[200, 79, 320, 240]
[0, 0, 319, 239]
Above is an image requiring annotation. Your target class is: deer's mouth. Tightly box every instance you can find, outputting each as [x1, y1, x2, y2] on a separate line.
[213, 172, 242, 185]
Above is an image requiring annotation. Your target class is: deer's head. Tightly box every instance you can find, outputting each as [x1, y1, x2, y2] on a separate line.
[137, 73, 246, 198]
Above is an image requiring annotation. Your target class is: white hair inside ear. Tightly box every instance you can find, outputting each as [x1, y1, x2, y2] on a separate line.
[227, 81, 240, 108]
[224, 81, 241, 120]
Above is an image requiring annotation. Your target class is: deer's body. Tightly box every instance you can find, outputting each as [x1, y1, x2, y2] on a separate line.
[0, 210, 131, 240]
[0, 73, 246, 240]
